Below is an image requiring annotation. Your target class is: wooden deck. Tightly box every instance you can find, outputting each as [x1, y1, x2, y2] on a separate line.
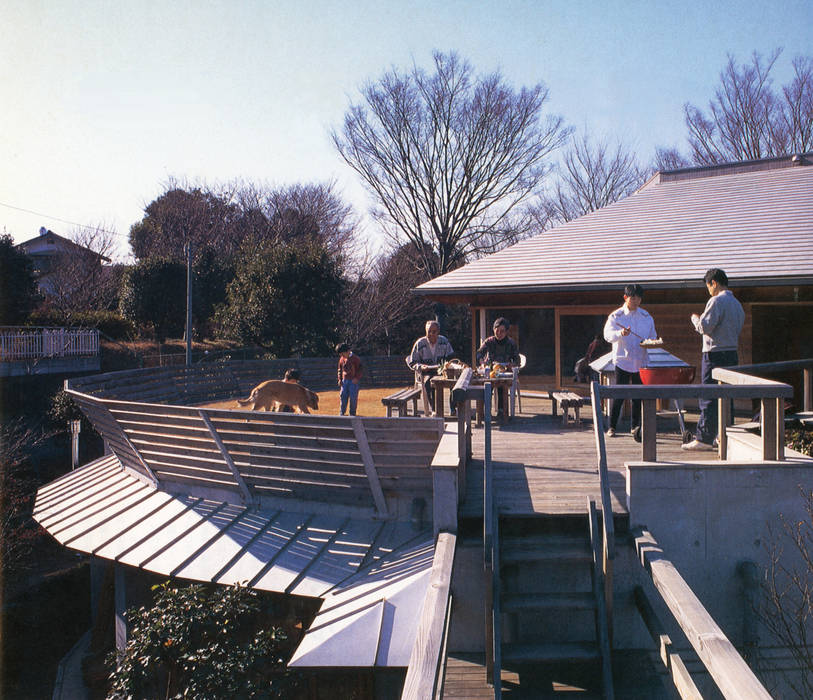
[460, 407, 710, 519]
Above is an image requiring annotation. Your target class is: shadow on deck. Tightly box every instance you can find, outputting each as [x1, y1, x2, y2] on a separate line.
[459, 409, 707, 520]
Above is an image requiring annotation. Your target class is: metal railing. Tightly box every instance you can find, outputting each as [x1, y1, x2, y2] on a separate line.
[0, 326, 99, 360]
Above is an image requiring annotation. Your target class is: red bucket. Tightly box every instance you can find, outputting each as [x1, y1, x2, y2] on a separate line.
[639, 366, 696, 384]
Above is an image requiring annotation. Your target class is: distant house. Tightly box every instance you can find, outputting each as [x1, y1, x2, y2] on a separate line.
[15, 226, 110, 296]
[414, 153, 813, 387]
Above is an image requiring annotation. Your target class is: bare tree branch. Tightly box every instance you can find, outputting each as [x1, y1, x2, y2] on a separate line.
[333, 51, 569, 278]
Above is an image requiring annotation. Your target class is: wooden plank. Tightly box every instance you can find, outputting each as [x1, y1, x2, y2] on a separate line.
[351, 417, 389, 518]
[401, 532, 456, 700]
[642, 399, 657, 461]
[635, 530, 772, 700]
[199, 409, 252, 504]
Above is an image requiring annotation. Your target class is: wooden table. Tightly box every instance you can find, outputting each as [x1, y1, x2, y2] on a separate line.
[430, 375, 513, 425]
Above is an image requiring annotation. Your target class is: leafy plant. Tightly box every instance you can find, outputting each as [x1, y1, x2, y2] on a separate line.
[107, 581, 295, 699]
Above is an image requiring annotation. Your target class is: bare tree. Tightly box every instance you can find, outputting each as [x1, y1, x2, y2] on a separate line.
[760, 486, 813, 698]
[539, 131, 648, 226]
[654, 146, 691, 172]
[45, 224, 120, 318]
[684, 49, 813, 165]
[333, 51, 569, 280]
[260, 181, 359, 262]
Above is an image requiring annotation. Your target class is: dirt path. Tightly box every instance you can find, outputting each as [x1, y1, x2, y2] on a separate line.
[202, 385, 409, 417]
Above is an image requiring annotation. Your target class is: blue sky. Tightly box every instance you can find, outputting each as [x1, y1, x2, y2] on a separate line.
[1, 0, 811, 259]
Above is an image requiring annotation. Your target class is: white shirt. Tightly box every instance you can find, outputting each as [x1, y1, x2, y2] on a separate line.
[603, 306, 657, 373]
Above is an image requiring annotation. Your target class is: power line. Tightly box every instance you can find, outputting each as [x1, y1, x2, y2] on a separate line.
[0, 200, 130, 237]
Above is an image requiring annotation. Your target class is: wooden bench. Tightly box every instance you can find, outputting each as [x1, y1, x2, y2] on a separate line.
[550, 391, 591, 426]
[381, 387, 423, 417]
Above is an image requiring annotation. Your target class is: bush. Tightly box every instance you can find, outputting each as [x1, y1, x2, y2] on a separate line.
[107, 582, 295, 699]
[28, 309, 136, 340]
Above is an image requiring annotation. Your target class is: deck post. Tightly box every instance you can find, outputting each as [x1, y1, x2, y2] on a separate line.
[760, 398, 778, 460]
[775, 397, 785, 460]
[114, 564, 128, 653]
[804, 367, 812, 412]
[641, 399, 657, 461]
[718, 396, 729, 460]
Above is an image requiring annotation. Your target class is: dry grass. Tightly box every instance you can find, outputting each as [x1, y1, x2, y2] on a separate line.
[202, 385, 412, 417]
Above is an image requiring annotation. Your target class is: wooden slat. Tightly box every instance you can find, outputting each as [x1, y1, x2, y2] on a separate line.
[401, 532, 456, 700]
[635, 530, 772, 700]
[351, 417, 389, 517]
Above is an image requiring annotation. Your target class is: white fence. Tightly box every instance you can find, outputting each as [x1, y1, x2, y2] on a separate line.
[0, 327, 100, 361]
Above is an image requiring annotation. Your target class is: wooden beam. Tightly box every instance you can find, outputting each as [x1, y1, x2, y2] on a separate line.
[760, 398, 778, 460]
[718, 394, 729, 460]
[114, 563, 128, 653]
[641, 399, 657, 462]
[401, 532, 456, 700]
[351, 418, 390, 518]
[634, 586, 703, 700]
[635, 530, 772, 700]
[198, 410, 252, 504]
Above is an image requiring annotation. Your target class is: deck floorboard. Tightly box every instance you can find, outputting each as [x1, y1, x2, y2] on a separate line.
[460, 410, 709, 518]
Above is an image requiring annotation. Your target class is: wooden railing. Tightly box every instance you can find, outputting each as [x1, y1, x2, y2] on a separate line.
[589, 381, 616, 640]
[634, 529, 772, 700]
[593, 381, 793, 462]
[0, 326, 99, 360]
[722, 358, 813, 413]
[400, 531, 457, 700]
[480, 383, 502, 697]
[401, 369, 476, 698]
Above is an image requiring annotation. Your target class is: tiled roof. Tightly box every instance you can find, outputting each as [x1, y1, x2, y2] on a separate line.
[416, 156, 813, 294]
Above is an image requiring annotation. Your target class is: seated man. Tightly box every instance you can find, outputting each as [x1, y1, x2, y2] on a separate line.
[407, 320, 454, 414]
[477, 317, 520, 417]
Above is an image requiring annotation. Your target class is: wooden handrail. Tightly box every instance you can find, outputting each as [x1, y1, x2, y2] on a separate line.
[633, 586, 702, 700]
[724, 358, 813, 413]
[589, 381, 615, 641]
[400, 531, 457, 700]
[588, 498, 614, 699]
[634, 529, 772, 700]
[597, 381, 793, 461]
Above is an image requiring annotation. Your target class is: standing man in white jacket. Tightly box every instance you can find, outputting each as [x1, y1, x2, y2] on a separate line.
[603, 284, 658, 439]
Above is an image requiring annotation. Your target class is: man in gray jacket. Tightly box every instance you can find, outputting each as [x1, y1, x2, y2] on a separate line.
[683, 268, 745, 451]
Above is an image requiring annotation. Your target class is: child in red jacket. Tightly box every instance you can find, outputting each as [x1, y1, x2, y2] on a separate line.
[336, 343, 362, 415]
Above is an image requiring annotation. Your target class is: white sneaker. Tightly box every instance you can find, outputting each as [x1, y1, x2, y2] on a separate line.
[682, 439, 715, 451]
[606, 427, 616, 437]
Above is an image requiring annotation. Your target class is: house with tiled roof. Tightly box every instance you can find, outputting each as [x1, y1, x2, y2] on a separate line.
[415, 153, 813, 388]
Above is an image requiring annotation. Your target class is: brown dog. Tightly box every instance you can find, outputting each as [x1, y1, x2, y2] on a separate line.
[236, 380, 319, 413]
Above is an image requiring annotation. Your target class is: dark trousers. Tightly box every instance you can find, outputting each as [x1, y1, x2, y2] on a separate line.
[696, 350, 738, 444]
[610, 367, 642, 430]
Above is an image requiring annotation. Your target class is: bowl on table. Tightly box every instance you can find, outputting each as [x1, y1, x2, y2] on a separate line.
[639, 366, 696, 384]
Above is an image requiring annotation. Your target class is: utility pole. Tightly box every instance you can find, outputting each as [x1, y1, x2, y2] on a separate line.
[185, 240, 192, 366]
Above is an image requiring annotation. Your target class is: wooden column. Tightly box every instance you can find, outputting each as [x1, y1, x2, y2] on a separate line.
[114, 564, 128, 653]
[641, 399, 657, 462]
[760, 398, 778, 461]
[775, 397, 785, 460]
[718, 396, 729, 460]
[804, 367, 812, 413]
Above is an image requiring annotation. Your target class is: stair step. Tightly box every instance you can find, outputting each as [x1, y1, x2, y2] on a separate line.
[501, 535, 592, 564]
[502, 641, 600, 664]
[502, 591, 596, 612]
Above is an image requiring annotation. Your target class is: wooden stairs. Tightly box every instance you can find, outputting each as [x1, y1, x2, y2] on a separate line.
[497, 506, 613, 698]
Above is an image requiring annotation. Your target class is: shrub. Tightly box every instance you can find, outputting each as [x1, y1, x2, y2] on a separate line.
[107, 582, 295, 699]
[29, 309, 136, 340]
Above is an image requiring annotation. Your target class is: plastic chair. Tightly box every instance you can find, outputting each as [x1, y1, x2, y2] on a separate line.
[511, 353, 527, 416]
